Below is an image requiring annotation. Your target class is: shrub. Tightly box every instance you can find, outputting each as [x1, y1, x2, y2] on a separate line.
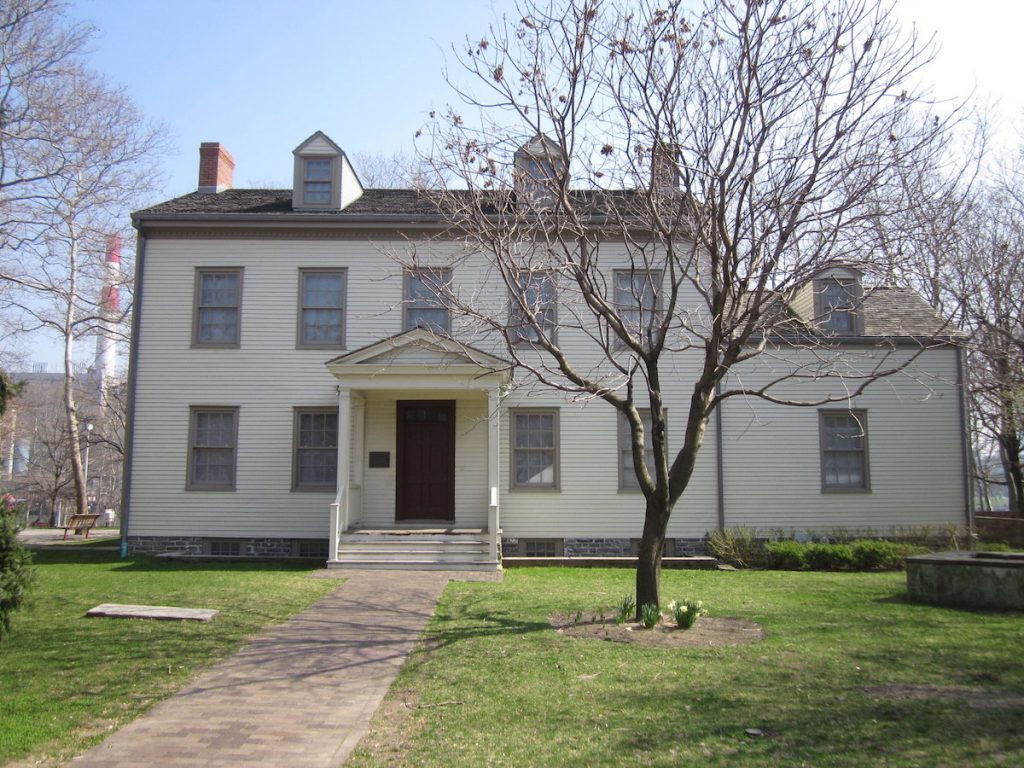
[668, 599, 707, 629]
[640, 603, 661, 629]
[1, 501, 35, 640]
[804, 542, 855, 571]
[766, 540, 807, 570]
[707, 527, 767, 568]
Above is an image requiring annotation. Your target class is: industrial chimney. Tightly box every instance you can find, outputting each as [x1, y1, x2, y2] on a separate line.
[94, 233, 121, 407]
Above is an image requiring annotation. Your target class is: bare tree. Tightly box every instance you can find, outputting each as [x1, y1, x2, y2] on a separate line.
[351, 150, 445, 189]
[413, 0, 958, 609]
[0, 61, 165, 518]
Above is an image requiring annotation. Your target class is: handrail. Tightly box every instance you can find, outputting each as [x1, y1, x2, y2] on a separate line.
[488, 486, 500, 564]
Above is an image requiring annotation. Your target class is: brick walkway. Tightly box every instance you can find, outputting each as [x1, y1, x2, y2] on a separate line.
[70, 569, 495, 767]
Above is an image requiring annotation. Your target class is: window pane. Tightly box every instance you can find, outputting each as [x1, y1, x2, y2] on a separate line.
[302, 308, 343, 344]
[196, 271, 240, 345]
[195, 412, 234, 447]
[512, 411, 557, 487]
[198, 308, 238, 343]
[305, 159, 331, 181]
[511, 272, 556, 341]
[190, 409, 236, 488]
[821, 411, 867, 489]
[822, 282, 854, 332]
[200, 273, 238, 306]
[304, 182, 331, 203]
[406, 307, 448, 332]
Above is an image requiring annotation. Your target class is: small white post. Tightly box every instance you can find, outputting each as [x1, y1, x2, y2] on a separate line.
[487, 388, 501, 564]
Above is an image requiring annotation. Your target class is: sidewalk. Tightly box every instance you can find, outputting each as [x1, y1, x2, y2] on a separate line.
[69, 568, 497, 767]
[17, 526, 120, 548]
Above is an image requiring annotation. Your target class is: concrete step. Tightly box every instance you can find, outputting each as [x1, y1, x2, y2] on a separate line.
[327, 558, 502, 572]
[337, 548, 490, 563]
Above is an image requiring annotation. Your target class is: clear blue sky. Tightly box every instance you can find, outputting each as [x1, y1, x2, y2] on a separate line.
[24, 0, 1024, 371]
[69, 0, 522, 199]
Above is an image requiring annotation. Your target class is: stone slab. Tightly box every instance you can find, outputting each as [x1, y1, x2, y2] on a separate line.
[86, 603, 219, 622]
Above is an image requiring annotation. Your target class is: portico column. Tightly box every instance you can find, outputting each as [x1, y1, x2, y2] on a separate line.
[487, 387, 501, 562]
[329, 387, 352, 556]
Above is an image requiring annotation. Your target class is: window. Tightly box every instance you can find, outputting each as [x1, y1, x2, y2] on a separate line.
[187, 407, 238, 490]
[405, 269, 451, 333]
[509, 271, 556, 343]
[619, 409, 659, 491]
[193, 268, 242, 347]
[522, 539, 563, 557]
[817, 278, 859, 334]
[298, 269, 346, 348]
[614, 270, 660, 345]
[207, 539, 241, 556]
[303, 158, 333, 205]
[510, 409, 559, 489]
[293, 408, 338, 490]
[819, 410, 870, 491]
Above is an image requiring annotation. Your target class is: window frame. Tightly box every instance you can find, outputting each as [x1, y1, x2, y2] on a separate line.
[814, 277, 862, 335]
[618, 408, 663, 492]
[292, 407, 340, 492]
[186, 406, 239, 491]
[509, 270, 557, 344]
[296, 268, 348, 349]
[613, 269, 662, 348]
[818, 409, 871, 493]
[509, 407, 560, 491]
[192, 267, 243, 348]
[404, 268, 452, 334]
[302, 157, 334, 206]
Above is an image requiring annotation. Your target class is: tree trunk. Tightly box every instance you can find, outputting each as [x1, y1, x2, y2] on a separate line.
[64, 235, 88, 518]
[635, 496, 671, 616]
[1002, 430, 1023, 518]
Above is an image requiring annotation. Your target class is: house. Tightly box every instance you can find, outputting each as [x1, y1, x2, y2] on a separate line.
[122, 132, 971, 569]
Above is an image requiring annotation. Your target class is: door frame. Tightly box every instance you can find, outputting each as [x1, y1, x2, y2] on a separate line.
[395, 399, 456, 522]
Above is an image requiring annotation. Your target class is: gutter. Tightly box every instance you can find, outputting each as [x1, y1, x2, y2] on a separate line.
[118, 230, 146, 558]
[715, 378, 725, 531]
[955, 344, 975, 531]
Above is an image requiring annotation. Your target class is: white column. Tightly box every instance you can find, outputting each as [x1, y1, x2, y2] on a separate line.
[351, 393, 365, 527]
[329, 387, 352, 559]
[487, 387, 501, 563]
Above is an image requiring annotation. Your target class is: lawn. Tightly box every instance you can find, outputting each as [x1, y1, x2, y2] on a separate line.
[349, 568, 1024, 767]
[0, 546, 336, 766]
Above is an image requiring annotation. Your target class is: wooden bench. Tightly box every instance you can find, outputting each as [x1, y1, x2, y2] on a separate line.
[62, 514, 101, 540]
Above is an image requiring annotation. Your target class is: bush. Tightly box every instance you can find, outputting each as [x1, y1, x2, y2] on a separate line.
[804, 542, 855, 571]
[0, 500, 35, 640]
[766, 540, 807, 570]
[707, 527, 767, 568]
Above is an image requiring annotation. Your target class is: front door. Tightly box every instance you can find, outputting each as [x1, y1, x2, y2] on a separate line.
[396, 400, 456, 522]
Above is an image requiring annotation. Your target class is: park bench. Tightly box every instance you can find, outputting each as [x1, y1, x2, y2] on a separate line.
[62, 514, 101, 540]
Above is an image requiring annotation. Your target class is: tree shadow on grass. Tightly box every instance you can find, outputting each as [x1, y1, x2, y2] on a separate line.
[30, 547, 323, 573]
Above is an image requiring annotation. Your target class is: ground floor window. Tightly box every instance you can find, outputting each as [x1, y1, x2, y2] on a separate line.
[187, 407, 239, 490]
[819, 409, 870, 491]
[293, 408, 339, 490]
[510, 408, 559, 489]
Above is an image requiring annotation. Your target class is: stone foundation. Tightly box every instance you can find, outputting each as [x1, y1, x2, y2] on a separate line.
[502, 536, 709, 558]
[126, 536, 327, 559]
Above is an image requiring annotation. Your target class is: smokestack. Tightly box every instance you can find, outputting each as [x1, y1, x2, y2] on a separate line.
[198, 142, 235, 193]
[95, 234, 121, 407]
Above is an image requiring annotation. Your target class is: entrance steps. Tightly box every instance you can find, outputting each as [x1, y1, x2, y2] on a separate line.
[329, 527, 501, 572]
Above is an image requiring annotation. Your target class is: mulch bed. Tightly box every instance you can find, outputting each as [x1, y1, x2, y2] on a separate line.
[549, 611, 763, 648]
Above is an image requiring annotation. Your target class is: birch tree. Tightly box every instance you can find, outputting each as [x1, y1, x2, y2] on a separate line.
[416, 0, 958, 609]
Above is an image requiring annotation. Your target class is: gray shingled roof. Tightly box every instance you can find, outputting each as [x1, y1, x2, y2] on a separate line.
[134, 189, 439, 218]
[860, 287, 956, 338]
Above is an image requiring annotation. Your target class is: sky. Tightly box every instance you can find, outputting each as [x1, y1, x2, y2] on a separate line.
[24, 0, 1024, 370]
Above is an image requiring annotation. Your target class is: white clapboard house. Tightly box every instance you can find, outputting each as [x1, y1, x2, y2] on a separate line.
[122, 132, 970, 570]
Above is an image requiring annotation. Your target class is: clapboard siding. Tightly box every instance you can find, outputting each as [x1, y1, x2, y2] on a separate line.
[719, 345, 965, 533]
[128, 232, 964, 543]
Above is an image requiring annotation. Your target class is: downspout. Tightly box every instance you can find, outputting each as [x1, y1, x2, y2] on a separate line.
[118, 228, 147, 558]
[715, 378, 725, 532]
[955, 343, 975, 532]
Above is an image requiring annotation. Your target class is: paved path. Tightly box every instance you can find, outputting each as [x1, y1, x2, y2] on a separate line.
[70, 569, 495, 767]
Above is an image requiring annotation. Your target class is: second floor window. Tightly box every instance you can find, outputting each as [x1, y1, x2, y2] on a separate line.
[194, 268, 242, 347]
[405, 269, 451, 333]
[619, 409, 659, 491]
[298, 269, 346, 348]
[614, 269, 660, 346]
[509, 271, 557, 343]
[303, 158, 332, 205]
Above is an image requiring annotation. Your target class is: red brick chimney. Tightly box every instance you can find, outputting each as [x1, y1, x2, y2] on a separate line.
[198, 142, 235, 193]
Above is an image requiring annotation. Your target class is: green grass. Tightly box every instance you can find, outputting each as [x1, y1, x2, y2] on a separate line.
[0, 548, 336, 765]
[350, 568, 1024, 767]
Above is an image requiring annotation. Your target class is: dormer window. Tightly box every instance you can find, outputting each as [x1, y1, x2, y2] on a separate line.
[817, 278, 860, 334]
[303, 159, 333, 205]
[291, 131, 363, 212]
[514, 134, 565, 210]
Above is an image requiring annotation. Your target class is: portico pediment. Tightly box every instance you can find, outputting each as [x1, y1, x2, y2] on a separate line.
[325, 328, 510, 389]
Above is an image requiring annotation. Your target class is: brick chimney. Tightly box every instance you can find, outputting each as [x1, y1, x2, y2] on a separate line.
[198, 142, 235, 193]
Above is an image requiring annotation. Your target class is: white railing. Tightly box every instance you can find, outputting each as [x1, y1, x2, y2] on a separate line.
[488, 486, 501, 563]
[329, 487, 347, 561]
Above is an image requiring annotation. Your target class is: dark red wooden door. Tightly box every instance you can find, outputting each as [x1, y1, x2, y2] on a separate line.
[396, 401, 456, 522]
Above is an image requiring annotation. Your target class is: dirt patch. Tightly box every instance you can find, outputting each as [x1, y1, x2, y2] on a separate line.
[550, 611, 763, 648]
[862, 684, 1024, 710]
